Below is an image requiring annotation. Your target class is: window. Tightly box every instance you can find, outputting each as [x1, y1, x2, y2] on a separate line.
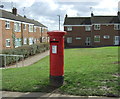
[75, 37, 81, 40]
[67, 37, 72, 43]
[94, 35, 100, 42]
[14, 22, 21, 32]
[15, 38, 21, 48]
[34, 38, 37, 44]
[29, 37, 34, 45]
[103, 35, 110, 39]
[24, 38, 27, 44]
[5, 21, 10, 29]
[39, 27, 41, 32]
[94, 24, 100, 30]
[41, 27, 44, 33]
[67, 26, 72, 31]
[34, 26, 37, 32]
[23, 24, 26, 30]
[6, 39, 10, 47]
[114, 24, 120, 30]
[85, 26, 91, 31]
[29, 24, 33, 32]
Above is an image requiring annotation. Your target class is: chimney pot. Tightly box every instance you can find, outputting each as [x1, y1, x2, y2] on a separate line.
[12, 7, 17, 15]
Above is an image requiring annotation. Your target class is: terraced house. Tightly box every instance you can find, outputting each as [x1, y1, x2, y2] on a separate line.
[64, 12, 120, 47]
[0, 8, 48, 50]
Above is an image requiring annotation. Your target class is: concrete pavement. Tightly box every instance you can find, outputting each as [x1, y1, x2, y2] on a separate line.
[1, 91, 119, 98]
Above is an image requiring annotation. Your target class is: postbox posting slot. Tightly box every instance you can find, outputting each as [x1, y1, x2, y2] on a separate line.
[50, 41, 59, 43]
[52, 45, 57, 54]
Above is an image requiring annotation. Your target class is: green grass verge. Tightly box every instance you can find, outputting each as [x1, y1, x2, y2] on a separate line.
[2, 46, 120, 96]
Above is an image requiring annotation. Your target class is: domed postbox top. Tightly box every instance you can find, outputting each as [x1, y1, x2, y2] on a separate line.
[47, 30, 67, 36]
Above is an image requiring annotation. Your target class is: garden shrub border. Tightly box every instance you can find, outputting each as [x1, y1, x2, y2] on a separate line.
[0, 43, 49, 67]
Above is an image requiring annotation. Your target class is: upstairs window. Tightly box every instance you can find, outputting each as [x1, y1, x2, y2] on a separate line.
[23, 24, 26, 30]
[114, 24, 120, 30]
[67, 26, 72, 31]
[85, 26, 91, 31]
[34, 26, 37, 32]
[29, 24, 33, 32]
[94, 35, 100, 42]
[5, 21, 10, 29]
[14, 22, 21, 32]
[94, 24, 100, 30]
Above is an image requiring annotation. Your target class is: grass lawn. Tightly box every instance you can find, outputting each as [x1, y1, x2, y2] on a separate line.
[2, 46, 120, 96]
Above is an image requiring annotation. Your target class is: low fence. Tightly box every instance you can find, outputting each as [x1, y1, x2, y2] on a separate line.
[0, 54, 24, 68]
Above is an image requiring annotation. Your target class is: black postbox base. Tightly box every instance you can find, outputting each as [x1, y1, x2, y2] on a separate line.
[50, 75, 64, 87]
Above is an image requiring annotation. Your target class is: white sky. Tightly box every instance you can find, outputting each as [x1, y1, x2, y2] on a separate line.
[0, 0, 120, 30]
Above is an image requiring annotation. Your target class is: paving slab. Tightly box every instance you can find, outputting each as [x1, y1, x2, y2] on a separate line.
[1, 91, 119, 99]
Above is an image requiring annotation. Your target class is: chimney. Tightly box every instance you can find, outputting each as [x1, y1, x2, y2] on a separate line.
[12, 7, 17, 15]
[65, 14, 68, 18]
[91, 12, 94, 17]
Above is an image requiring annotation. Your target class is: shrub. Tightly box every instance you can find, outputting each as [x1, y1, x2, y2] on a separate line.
[1, 43, 49, 67]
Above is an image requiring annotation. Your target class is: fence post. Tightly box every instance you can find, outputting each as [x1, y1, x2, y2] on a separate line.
[4, 55, 6, 68]
[22, 56, 24, 67]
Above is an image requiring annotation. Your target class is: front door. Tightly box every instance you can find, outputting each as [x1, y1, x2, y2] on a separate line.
[85, 37, 91, 46]
[114, 36, 120, 45]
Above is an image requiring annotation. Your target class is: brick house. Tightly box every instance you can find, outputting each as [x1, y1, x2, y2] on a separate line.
[0, 8, 48, 50]
[64, 12, 120, 47]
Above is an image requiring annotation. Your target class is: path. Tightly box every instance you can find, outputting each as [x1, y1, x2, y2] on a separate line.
[1, 91, 118, 98]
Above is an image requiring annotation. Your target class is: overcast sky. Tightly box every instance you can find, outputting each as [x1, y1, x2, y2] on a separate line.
[0, 0, 120, 31]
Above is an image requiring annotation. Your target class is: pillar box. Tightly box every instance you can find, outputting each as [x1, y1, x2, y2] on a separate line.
[47, 30, 67, 87]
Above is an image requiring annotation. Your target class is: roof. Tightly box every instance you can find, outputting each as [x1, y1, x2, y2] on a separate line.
[64, 17, 91, 25]
[64, 15, 120, 25]
[92, 16, 119, 24]
[0, 9, 47, 27]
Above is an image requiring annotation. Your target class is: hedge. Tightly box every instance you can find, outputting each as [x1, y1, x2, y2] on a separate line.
[0, 43, 49, 67]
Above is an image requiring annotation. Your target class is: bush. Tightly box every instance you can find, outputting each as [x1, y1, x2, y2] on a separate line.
[1, 43, 49, 67]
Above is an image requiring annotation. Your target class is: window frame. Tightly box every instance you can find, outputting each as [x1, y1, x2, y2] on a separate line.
[29, 24, 34, 32]
[5, 21, 10, 29]
[94, 35, 100, 42]
[94, 24, 101, 30]
[6, 39, 11, 47]
[67, 26, 72, 31]
[114, 24, 120, 30]
[85, 25, 91, 31]
[67, 37, 72, 43]
[103, 35, 110, 39]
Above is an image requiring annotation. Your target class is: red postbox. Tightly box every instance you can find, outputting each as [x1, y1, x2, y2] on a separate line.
[47, 30, 67, 87]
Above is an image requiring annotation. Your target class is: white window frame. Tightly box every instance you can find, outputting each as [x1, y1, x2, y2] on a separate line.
[85, 25, 91, 31]
[103, 35, 110, 39]
[23, 24, 27, 30]
[6, 39, 10, 47]
[29, 24, 34, 32]
[94, 24, 101, 30]
[94, 35, 100, 42]
[67, 26, 72, 31]
[15, 38, 21, 48]
[67, 37, 72, 43]
[75, 37, 81, 40]
[29, 37, 34, 45]
[114, 24, 120, 30]
[24, 38, 27, 44]
[5, 21, 10, 29]
[14, 22, 21, 32]
[34, 26, 37, 32]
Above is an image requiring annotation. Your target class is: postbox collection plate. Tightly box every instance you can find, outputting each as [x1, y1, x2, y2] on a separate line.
[52, 45, 57, 54]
